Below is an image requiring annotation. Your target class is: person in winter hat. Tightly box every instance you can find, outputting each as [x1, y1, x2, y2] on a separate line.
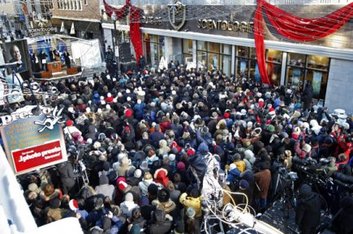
[152, 188, 176, 216]
[120, 192, 139, 218]
[157, 139, 171, 157]
[243, 149, 256, 171]
[185, 207, 200, 234]
[138, 171, 156, 197]
[95, 174, 115, 200]
[144, 145, 159, 167]
[179, 188, 202, 218]
[117, 156, 132, 177]
[64, 119, 82, 140]
[295, 184, 321, 234]
[148, 208, 173, 234]
[150, 124, 165, 148]
[226, 163, 241, 185]
[197, 142, 209, 156]
[232, 153, 246, 173]
[154, 168, 170, 188]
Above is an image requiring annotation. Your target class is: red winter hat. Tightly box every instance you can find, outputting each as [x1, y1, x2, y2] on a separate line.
[170, 141, 182, 153]
[187, 148, 196, 157]
[124, 108, 133, 118]
[66, 119, 74, 126]
[154, 168, 169, 187]
[258, 98, 265, 108]
[105, 96, 114, 103]
[224, 112, 230, 119]
[69, 199, 79, 211]
[115, 176, 126, 187]
[118, 180, 131, 192]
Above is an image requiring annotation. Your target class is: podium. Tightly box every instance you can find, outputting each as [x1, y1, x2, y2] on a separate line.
[40, 71, 52, 78]
[47, 61, 62, 73]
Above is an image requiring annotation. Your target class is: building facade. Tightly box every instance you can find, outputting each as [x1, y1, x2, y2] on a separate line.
[102, 0, 353, 113]
[51, 0, 102, 39]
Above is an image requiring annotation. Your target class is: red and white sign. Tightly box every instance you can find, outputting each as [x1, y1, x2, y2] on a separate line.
[0, 114, 67, 175]
[11, 140, 63, 174]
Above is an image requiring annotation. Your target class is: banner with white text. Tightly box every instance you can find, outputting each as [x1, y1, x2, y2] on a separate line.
[0, 114, 67, 175]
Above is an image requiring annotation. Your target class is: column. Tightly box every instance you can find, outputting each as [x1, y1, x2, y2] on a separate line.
[164, 36, 173, 64]
[280, 52, 287, 86]
[192, 40, 197, 68]
[231, 45, 236, 76]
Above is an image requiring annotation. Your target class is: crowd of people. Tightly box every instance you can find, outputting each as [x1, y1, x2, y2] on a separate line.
[15, 63, 353, 234]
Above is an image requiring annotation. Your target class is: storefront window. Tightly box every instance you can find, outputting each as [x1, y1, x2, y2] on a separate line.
[196, 41, 230, 74]
[145, 34, 164, 68]
[238, 58, 249, 77]
[267, 49, 282, 63]
[197, 41, 206, 50]
[266, 49, 282, 86]
[183, 39, 193, 65]
[238, 46, 249, 57]
[287, 67, 305, 88]
[183, 39, 192, 54]
[208, 42, 220, 53]
[288, 53, 305, 67]
[250, 47, 256, 60]
[209, 53, 220, 70]
[306, 69, 328, 99]
[266, 63, 281, 86]
[222, 54, 231, 76]
[307, 55, 329, 70]
[286, 52, 329, 100]
[236, 46, 257, 81]
[222, 45, 231, 55]
[197, 51, 207, 69]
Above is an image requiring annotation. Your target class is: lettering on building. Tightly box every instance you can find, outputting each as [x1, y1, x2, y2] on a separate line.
[197, 18, 254, 33]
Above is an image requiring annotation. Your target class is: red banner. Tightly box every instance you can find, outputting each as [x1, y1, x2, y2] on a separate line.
[11, 140, 63, 173]
[254, 0, 353, 85]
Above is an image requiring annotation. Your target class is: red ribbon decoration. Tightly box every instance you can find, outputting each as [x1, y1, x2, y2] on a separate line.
[254, 0, 353, 84]
[103, 0, 143, 64]
[254, 0, 271, 84]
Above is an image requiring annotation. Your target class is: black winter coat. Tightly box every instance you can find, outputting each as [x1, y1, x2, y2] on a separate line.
[295, 185, 321, 234]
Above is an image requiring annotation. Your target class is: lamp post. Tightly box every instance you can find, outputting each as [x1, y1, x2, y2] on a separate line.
[111, 11, 120, 75]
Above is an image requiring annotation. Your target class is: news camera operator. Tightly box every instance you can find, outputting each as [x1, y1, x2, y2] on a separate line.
[295, 183, 322, 234]
[57, 153, 77, 196]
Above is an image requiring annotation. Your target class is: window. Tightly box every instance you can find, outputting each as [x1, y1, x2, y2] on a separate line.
[286, 53, 329, 99]
[266, 49, 282, 86]
[197, 41, 231, 76]
[183, 39, 193, 65]
[236, 46, 257, 81]
[145, 35, 164, 67]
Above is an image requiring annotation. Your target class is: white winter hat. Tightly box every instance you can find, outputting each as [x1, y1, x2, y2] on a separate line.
[125, 192, 134, 202]
[134, 169, 142, 179]
[168, 154, 176, 161]
[302, 144, 312, 153]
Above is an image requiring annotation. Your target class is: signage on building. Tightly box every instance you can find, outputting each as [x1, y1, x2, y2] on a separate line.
[197, 18, 254, 33]
[168, 0, 186, 31]
[0, 113, 67, 175]
[28, 27, 57, 37]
